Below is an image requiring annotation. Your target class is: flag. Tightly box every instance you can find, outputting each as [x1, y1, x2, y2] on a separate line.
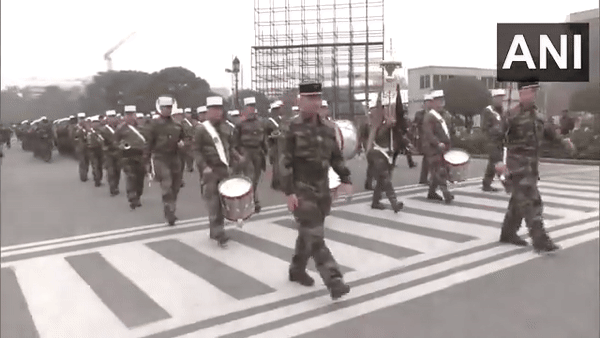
[395, 84, 408, 133]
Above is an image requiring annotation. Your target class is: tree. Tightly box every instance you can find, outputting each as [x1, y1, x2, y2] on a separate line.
[435, 76, 491, 117]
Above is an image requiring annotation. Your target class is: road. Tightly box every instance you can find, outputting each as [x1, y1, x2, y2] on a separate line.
[1, 146, 598, 338]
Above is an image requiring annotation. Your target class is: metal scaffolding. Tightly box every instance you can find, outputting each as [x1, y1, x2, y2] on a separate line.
[252, 0, 384, 119]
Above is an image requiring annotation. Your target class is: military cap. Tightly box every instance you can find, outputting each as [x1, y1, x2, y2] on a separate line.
[124, 105, 136, 113]
[197, 106, 207, 113]
[229, 110, 240, 116]
[490, 89, 506, 97]
[292, 106, 299, 111]
[77, 112, 86, 118]
[423, 94, 433, 101]
[172, 108, 184, 115]
[270, 100, 283, 109]
[184, 108, 192, 113]
[299, 82, 322, 95]
[157, 97, 174, 106]
[518, 81, 539, 90]
[206, 96, 223, 107]
[321, 100, 328, 108]
[430, 90, 444, 99]
[243, 97, 256, 106]
[136, 113, 144, 118]
[106, 110, 117, 116]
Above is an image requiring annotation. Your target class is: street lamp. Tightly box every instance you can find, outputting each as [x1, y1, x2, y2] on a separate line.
[225, 56, 241, 110]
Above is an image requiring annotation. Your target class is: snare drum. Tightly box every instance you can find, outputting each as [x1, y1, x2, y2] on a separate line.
[332, 120, 359, 160]
[443, 148, 470, 183]
[218, 176, 255, 222]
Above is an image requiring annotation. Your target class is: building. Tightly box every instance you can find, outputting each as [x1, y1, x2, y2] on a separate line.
[407, 66, 518, 119]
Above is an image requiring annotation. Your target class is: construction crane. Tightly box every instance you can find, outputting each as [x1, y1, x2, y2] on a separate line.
[104, 32, 136, 71]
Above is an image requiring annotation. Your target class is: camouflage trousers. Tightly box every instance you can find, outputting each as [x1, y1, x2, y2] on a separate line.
[367, 150, 398, 205]
[76, 147, 90, 182]
[236, 150, 264, 207]
[290, 185, 343, 286]
[154, 156, 183, 216]
[426, 154, 451, 198]
[88, 148, 104, 184]
[182, 148, 194, 172]
[202, 168, 229, 239]
[268, 144, 281, 191]
[483, 144, 503, 188]
[104, 154, 122, 193]
[501, 175, 549, 243]
[121, 157, 145, 204]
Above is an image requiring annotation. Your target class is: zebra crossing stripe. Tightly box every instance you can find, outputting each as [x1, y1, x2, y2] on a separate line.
[538, 181, 600, 193]
[449, 194, 574, 219]
[538, 187, 599, 200]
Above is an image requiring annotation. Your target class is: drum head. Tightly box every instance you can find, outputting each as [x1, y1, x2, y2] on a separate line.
[328, 167, 341, 190]
[333, 120, 359, 160]
[444, 148, 470, 165]
[218, 176, 252, 198]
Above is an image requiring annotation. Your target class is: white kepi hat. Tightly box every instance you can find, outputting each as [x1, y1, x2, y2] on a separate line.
[430, 90, 444, 99]
[124, 105, 136, 113]
[490, 89, 506, 97]
[105, 110, 116, 116]
[292, 106, 299, 111]
[206, 96, 223, 107]
[197, 106, 207, 113]
[423, 94, 433, 101]
[184, 108, 192, 113]
[77, 112, 86, 118]
[172, 108, 184, 115]
[136, 113, 144, 118]
[321, 100, 328, 108]
[243, 97, 256, 106]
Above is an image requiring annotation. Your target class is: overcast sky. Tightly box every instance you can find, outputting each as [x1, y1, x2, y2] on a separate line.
[1, 0, 597, 90]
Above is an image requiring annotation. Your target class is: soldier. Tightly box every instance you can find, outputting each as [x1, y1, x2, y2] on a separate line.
[559, 109, 575, 135]
[182, 108, 196, 172]
[281, 81, 352, 300]
[496, 81, 575, 253]
[197, 106, 207, 123]
[146, 96, 186, 225]
[365, 99, 404, 212]
[88, 117, 105, 187]
[414, 94, 433, 184]
[264, 102, 282, 190]
[422, 90, 454, 203]
[193, 96, 242, 247]
[233, 97, 267, 213]
[481, 89, 506, 192]
[100, 110, 122, 196]
[115, 107, 148, 209]
[73, 113, 91, 182]
[171, 108, 191, 186]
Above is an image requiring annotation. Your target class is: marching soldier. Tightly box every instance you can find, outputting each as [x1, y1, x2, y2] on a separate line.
[115, 107, 148, 209]
[99, 110, 122, 196]
[280, 81, 352, 300]
[365, 98, 404, 212]
[193, 96, 242, 247]
[414, 94, 433, 184]
[182, 108, 196, 172]
[88, 117, 105, 187]
[73, 113, 90, 182]
[233, 97, 267, 213]
[496, 81, 575, 253]
[266, 101, 283, 190]
[171, 108, 188, 187]
[481, 89, 506, 192]
[422, 90, 454, 203]
[146, 96, 186, 226]
[197, 106, 207, 123]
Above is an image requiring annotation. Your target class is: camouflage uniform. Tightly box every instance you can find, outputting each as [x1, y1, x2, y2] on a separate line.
[193, 120, 240, 245]
[99, 124, 122, 195]
[482, 104, 504, 191]
[367, 122, 404, 212]
[280, 113, 351, 299]
[264, 116, 281, 190]
[115, 122, 147, 208]
[73, 125, 90, 182]
[233, 114, 267, 212]
[500, 103, 570, 252]
[88, 128, 105, 186]
[422, 109, 453, 202]
[181, 118, 196, 172]
[146, 116, 186, 225]
[414, 109, 429, 184]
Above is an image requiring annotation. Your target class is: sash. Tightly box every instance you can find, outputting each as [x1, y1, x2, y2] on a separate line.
[184, 119, 193, 127]
[486, 105, 501, 121]
[429, 109, 449, 138]
[127, 125, 146, 143]
[105, 125, 115, 134]
[373, 142, 393, 164]
[202, 121, 229, 167]
[225, 120, 235, 130]
[268, 117, 279, 128]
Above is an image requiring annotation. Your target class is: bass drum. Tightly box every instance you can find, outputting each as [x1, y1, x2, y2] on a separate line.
[332, 120, 359, 160]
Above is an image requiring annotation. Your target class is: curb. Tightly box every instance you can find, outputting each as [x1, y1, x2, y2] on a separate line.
[469, 154, 600, 166]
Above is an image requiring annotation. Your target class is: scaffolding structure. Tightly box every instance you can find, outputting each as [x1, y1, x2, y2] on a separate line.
[252, 0, 384, 118]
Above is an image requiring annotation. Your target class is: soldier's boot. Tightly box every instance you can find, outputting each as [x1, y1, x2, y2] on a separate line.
[328, 278, 350, 300]
[390, 198, 404, 213]
[427, 190, 443, 201]
[482, 185, 500, 192]
[180, 181, 185, 188]
[499, 231, 528, 246]
[530, 227, 560, 254]
[289, 270, 315, 287]
[254, 200, 261, 213]
[210, 232, 230, 248]
[364, 180, 373, 191]
[164, 205, 177, 226]
[407, 154, 417, 168]
[95, 181, 102, 187]
[371, 202, 385, 210]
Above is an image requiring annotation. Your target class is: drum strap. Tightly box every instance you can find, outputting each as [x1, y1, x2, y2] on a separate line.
[268, 117, 279, 128]
[373, 143, 393, 164]
[202, 121, 229, 167]
[127, 125, 146, 143]
[184, 119, 193, 127]
[429, 109, 449, 138]
[105, 125, 115, 134]
[486, 106, 501, 121]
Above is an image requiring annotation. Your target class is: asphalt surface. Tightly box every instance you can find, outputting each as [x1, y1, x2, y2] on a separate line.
[0, 147, 489, 246]
[297, 239, 600, 338]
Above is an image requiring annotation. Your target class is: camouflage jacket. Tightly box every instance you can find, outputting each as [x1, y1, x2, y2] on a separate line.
[72, 126, 88, 148]
[146, 117, 185, 160]
[88, 128, 104, 149]
[233, 116, 267, 155]
[180, 118, 195, 144]
[193, 120, 241, 173]
[502, 104, 568, 178]
[280, 114, 351, 196]
[422, 109, 452, 156]
[98, 124, 120, 156]
[481, 105, 504, 143]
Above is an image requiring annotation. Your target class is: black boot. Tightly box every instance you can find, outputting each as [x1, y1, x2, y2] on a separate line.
[328, 278, 350, 300]
[391, 200, 404, 213]
[531, 232, 560, 253]
[289, 270, 315, 286]
[499, 233, 528, 246]
[427, 192, 443, 201]
[254, 204, 261, 213]
[371, 202, 385, 210]
[482, 185, 500, 192]
[364, 180, 373, 191]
